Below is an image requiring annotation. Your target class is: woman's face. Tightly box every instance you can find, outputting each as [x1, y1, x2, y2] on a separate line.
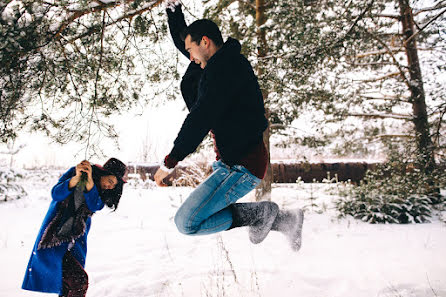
[100, 175, 118, 190]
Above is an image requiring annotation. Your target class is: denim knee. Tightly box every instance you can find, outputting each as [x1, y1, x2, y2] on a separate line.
[174, 209, 198, 235]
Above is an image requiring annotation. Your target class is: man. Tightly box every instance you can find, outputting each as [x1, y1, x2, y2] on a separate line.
[155, 14, 303, 251]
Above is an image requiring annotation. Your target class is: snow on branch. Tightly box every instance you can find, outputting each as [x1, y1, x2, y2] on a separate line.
[54, 0, 163, 41]
[348, 112, 413, 120]
[372, 13, 400, 19]
[360, 30, 411, 88]
[376, 134, 414, 139]
[64, 1, 163, 44]
[355, 48, 406, 58]
[413, 1, 446, 16]
[359, 94, 410, 102]
[357, 72, 401, 83]
[404, 8, 446, 47]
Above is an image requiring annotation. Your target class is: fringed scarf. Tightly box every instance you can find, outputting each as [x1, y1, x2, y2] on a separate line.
[38, 185, 93, 250]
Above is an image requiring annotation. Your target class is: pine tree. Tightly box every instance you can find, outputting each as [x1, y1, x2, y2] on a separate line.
[0, 0, 181, 155]
[296, 0, 445, 172]
[202, 0, 371, 197]
[204, 0, 445, 171]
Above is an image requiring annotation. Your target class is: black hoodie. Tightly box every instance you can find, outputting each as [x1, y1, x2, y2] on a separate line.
[166, 5, 202, 111]
[168, 37, 268, 166]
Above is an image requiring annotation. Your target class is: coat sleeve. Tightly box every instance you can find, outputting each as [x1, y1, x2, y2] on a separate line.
[51, 167, 76, 202]
[169, 63, 241, 161]
[51, 167, 104, 212]
[167, 4, 189, 59]
[84, 185, 105, 212]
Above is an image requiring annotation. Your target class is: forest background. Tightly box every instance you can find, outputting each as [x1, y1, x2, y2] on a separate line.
[1, 0, 446, 222]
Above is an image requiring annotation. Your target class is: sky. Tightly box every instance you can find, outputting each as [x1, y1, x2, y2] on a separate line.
[0, 99, 188, 169]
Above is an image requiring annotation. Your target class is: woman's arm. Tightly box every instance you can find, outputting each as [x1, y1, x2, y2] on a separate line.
[73, 160, 104, 211]
[51, 161, 103, 212]
[84, 186, 105, 212]
[68, 160, 94, 191]
[52, 161, 94, 201]
[51, 167, 76, 201]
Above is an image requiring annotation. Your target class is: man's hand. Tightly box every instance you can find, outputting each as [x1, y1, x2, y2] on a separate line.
[165, 0, 179, 11]
[154, 167, 169, 187]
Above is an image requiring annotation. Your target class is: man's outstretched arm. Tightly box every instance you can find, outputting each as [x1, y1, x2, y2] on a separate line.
[166, 0, 190, 59]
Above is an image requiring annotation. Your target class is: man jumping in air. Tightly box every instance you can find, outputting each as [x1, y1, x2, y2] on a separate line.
[155, 1, 304, 251]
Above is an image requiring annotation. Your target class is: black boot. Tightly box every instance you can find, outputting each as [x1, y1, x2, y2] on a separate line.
[229, 201, 279, 244]
[271, 208, 304, 251]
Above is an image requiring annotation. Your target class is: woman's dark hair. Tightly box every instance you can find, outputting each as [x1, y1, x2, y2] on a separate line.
[181, 19, 224, 47]
[92, 165, 123, 211]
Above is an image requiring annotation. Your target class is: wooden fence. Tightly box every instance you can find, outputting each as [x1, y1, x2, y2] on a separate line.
[127, 162, 379, 185]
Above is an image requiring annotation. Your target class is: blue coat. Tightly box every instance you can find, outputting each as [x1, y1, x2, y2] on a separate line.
[22, 167, 105, 294]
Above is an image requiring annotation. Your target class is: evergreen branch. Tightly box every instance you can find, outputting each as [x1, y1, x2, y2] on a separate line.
[433, 104, 446, 147]
[413, 1, 446, 16]
[359, 95, 409, 102]
[348, 112, 412, 120]
[77, 172, 88, 191]
[362, 3, 446, 79]
[7, 0, 163, 61]
[404, 8, 446, 47]
[355, 47, 435, 58]
[376, 134, 414, 139]
[55, 39, 84, 144]
[357, 72, 401, 83]
[355, 47, 405, 58]
[347, 61, 395, 67]
[332, 0, 376, 48]
[372, 13, 400, 19]
[64, 1, 163, 44]
[242, 0, 256, 10]
[258, 0, 375, 61]
[361, 30, 411, 89]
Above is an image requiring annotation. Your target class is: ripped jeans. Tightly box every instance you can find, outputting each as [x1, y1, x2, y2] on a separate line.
[174, 160, 261, 235]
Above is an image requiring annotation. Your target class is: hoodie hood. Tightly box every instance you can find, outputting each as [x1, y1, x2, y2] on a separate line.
[206, 37, 242, 68]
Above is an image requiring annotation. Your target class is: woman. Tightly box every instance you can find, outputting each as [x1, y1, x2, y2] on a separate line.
[22, 158, 127, 297]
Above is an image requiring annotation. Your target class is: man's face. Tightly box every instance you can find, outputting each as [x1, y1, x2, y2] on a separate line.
[185, 35, 210, 69]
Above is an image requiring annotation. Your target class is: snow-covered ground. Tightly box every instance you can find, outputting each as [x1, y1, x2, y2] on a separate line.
[1, 171, 446, 297]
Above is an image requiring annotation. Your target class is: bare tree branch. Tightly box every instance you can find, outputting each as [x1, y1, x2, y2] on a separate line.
[361, 30, 411, 88]
[355, 48, 405, 57]
[372, 13, 400, 19]
[357, 72, 401, 82]
[404, 8, 446, 46]
[64, 1, 163, 44]
[348, 112, 412, 120]
[359, 95, 409, 103]
[376, 134, 414, 138]
[413, 1, 446, 16]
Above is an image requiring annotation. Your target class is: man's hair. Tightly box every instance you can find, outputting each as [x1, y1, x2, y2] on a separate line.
[181, 19, 224, 47]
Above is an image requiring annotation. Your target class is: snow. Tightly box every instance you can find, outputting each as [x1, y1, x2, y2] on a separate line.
[1, 173, 445, 297]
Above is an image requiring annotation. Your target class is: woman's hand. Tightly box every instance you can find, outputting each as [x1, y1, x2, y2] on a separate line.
[69, 160, 94, 191]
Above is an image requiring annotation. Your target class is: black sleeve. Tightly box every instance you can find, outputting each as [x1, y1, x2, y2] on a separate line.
[167, 4, 190, 59]
[169, 63, 241, 162]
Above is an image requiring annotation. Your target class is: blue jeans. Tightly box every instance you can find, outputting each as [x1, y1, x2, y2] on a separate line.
[174, 160, 261, 235]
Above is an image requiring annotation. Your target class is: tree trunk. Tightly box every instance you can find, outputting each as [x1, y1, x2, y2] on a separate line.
[398, 0, 436, 172]
[254, 0, 273, 201]
[256, 109, 273, 201]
